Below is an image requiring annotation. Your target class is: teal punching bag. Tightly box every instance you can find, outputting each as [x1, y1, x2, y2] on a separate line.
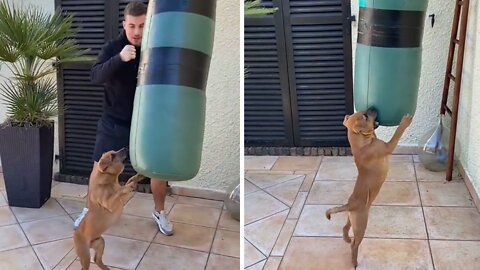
[130, 0, 216, 181]
[354, 0, 428, 126]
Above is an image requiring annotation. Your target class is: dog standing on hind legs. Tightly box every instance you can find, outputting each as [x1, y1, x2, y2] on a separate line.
[73, 148, 144, 270]
[325, 108, 413, 268]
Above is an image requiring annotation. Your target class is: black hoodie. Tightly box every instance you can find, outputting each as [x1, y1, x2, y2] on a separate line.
[90, 31, 141, 127]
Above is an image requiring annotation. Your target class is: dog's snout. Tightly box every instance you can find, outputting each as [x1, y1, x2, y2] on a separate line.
[366, 107, 378, 119]
[116, 147, 128, 160]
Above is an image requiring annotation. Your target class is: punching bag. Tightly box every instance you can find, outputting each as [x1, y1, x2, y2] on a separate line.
[130, 0, 217, 181]
[354, 0, 428, 126]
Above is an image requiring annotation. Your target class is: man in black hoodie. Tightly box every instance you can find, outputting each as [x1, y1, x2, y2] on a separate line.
[74, 1, 173, 236]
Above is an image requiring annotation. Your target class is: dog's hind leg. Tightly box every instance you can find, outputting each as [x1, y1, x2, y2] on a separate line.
[92, 237, 109, 270]
[343, 216, 352, 243]
[350, 210, 369, 267]
[74, 232, 91, 270]
[325, 204, 348, 220]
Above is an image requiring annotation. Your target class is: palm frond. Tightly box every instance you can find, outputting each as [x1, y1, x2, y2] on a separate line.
[0, 1, 88, 126]
[244, 0, 278, 16]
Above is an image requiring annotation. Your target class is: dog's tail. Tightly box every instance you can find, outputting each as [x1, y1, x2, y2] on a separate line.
[325, 204, 348, 220]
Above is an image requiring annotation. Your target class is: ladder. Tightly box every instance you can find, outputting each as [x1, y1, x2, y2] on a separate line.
[440, 0, 470, 181]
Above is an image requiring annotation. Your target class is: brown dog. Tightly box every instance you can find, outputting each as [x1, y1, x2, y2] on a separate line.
[325, 108, 413, 267]
[73, 148, 144, 270]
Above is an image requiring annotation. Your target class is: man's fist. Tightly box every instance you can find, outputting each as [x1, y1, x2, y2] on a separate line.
[120, 45, 136, 62]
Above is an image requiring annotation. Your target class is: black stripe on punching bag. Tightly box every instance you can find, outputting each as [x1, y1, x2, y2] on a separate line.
[358, 7, 426, 48]
[137, 47, 211, 90]
[152, 0, 216, 20]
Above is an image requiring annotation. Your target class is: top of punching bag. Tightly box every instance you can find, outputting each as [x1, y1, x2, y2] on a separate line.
[360, 0, 428, 11]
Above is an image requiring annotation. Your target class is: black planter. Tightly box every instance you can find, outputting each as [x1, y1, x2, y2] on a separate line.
[0, 124, 54, 208]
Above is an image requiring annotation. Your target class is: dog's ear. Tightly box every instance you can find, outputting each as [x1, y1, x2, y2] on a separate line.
[98, 153, 113, 173]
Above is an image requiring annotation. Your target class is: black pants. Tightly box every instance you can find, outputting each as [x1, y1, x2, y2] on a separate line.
[92, 116, 130, 162]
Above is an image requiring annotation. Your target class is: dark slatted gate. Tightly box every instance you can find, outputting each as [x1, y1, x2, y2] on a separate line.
[244, 0, 354, 147]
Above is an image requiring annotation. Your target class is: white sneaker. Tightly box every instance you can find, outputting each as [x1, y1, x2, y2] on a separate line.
[74, 207, 89, 230]
[152, 210, 174, 236]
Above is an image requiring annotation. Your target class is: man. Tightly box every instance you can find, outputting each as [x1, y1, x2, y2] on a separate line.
[74, 1, 173, 236]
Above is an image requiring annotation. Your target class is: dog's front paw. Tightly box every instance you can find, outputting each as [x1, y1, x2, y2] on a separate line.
[399, 114, 413, 129]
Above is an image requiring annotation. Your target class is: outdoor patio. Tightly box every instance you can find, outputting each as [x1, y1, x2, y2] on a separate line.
[0, 173, 240, 270]
[244, 155, 480, 270]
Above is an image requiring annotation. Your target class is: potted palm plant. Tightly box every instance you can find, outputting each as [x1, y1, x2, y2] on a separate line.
[0, 1, 89, 208]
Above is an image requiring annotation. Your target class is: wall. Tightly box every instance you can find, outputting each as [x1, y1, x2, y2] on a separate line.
[456, 0, 480, 198]
[0, 0, 240, 194]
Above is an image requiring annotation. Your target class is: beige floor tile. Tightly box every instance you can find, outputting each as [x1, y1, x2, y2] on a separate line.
[0, 246, 43, 269]
[100, 235, 150, 269]
[123, 196, 174, 218]
[169, 204, 221, 228]
[373, 181, 421, 206]
[244, 239, 266, 268]
[245, 174, 303, 189]
[366, 206, 427, 239]
[316, 162, 357, 180]
[205, 254, 239, 270]
[245, 191, 288, 225]
[33, 238, 74, 270]
[153, 222, 215, 252]
[175, 196, 223, 209]
[67, 260, 123, 270]
[356, 238, 433, 270]
[386, 162, 416, 181]
[306, 181, 354, 205]
[212, 229, 240, 258]
[56, 198, 87, 214]
[105, 215, 158, 242]
[272, 219, 297, 256]
[294, 205, 346, 237]
[1, 191, 7, 204]
[0, 173, 4, 190]
[271, 156, 322, 171]
[20, 215, 73, 245]
[137, 243, 208, 270]
[246, 170, 296, 175]
[54, 248, 77, 270]
[322, 156, 354, 163]
[245, 180, 260, 194]
[424, 207, 480, 240]
[245, 156, 279, 170]
[0, 224, 29, 252]
[430, 240, 480, 270]
[265, 177, 304, 206]
[245, 210, 288, 256]
[264, 257, 282, 270]
[51, 182, 88, 199]
[390, 155, 413, 163]
[218, 210, 239, 232]
[11, 198, 67, 222]
[299, 171, 316, 192]
[280, 237, 353, 270]
[0, 206, 16, 226]
[413, 155, 420, 163]
[0, 191, 6, 207]
[287, 192, 308, 219]
[246, 259, 266, 270]
[415, 163, 462, 181]
[419, 182, 474, 207]
[132, 192, 176, 202]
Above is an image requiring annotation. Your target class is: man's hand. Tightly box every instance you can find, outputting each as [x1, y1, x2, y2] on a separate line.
[120, 45, 136, 62]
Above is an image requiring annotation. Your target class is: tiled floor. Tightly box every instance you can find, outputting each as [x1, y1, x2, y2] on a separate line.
[244, 155, 480, 270]
[0, 174, 239, 270]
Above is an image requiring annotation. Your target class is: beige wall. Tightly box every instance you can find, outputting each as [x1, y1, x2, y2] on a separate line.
[0, 0, 240, 194]
[455, 0, 480, 197]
